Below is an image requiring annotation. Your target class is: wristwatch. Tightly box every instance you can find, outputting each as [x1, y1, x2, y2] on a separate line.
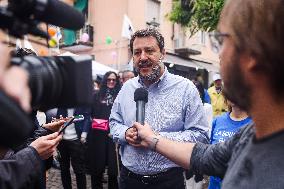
[149, 135, 161, 151]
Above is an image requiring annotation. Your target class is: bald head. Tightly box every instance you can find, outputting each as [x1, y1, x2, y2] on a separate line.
[122, 70, 135, 83]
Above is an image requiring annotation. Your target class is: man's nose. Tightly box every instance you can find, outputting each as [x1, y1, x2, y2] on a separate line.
[140, 51, 148, 60]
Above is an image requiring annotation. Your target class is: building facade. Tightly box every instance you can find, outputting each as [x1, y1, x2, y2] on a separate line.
[0, 0, 220, 86]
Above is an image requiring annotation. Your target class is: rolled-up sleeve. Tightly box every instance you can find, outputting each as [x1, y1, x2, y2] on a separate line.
[189, 125, 249, 178]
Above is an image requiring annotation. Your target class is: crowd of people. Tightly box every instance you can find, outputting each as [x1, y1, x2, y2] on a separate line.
[1, 0, 284, 188]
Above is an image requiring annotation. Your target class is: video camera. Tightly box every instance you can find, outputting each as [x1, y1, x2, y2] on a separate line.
[0, 0, 93, 148]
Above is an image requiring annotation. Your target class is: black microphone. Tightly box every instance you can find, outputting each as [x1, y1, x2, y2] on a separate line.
[8, 0, 85, 30]
[134, 88, 148, 125]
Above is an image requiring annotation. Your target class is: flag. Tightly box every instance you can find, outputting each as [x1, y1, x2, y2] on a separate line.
[56, 27, 62, 41]
[121, 14, 134, 39]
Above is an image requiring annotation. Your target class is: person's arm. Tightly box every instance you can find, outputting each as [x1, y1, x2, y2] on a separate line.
[109, 90, 130, 145]
[80, 107, 92, 143]
[0, 147, 42, 188]
[133, 122, 249, 177]
[81, 107, 92, 133]
[150, 135, 195, 169]
[132, 122, 195, 168]
[159, 83, 209, 144]
[91, 91, 100, 118]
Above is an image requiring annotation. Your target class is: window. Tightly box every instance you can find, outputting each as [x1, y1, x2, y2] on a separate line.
[146, 0, 161, 26]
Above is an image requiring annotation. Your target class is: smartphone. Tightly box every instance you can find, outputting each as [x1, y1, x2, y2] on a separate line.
[53, 115, 84, 123]
[58, 117, 75, 135]
[73, 115, 84, 122]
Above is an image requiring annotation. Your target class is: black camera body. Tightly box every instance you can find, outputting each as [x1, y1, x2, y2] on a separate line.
[0, 55, 93, 148]
[0, 0, 93, 148]
[11, 55, 93, 111]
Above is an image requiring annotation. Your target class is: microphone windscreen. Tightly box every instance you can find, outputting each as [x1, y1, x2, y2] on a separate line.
[134, 88, 148, 103]
[41, 0, 85, 30]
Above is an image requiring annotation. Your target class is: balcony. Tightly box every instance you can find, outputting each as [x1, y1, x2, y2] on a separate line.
[174, 47, 201, 58]
[60, 24, 94, 53]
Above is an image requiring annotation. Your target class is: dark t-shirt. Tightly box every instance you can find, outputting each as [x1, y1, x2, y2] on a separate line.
[191, 124, 284, 189]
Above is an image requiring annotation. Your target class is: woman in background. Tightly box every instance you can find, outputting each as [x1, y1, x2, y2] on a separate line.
[88, 71, 121, 189]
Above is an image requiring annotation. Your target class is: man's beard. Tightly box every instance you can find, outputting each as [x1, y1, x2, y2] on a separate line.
[137, 60, 162, 83]
[222, 54, 252, 112]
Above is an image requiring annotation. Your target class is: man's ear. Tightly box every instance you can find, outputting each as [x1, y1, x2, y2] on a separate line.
[240, 54, 257, 71]
[160, 49, 166, 59]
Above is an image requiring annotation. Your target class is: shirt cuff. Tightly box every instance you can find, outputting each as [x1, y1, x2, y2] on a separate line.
[116, 126, 129, 144]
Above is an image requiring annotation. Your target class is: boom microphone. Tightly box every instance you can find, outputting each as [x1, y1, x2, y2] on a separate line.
[8, 0, 85, 30]
[134, 88, 148, 125]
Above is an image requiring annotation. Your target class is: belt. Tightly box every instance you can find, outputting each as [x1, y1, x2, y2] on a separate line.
[122, 166, 183, 184]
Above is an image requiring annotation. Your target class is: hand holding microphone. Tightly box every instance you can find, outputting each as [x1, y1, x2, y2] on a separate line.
[125, 88, 148, 145]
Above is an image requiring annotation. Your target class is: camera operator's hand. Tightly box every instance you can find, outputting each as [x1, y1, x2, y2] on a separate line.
[0, 44, 31, 112]
[43, 120, 65, 132]
[30, 132, 62, 160]
[0, 44, 10, 81]
[2, 66, 31, 112]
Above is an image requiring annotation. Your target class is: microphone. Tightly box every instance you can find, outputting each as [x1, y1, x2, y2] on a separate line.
[8, 0, 85, 30]
[134, 88, 148, 125]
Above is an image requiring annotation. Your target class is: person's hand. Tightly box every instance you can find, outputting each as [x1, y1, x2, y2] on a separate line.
[80, 132, 87, 144]
[0, 42, 31, 112]
[43, 120, 65, 132]
[125, 126, 141, 146]
[1, 66, 31, 112]
[30, 132, 62, 160]
[132, 122, 156, 148]
[0, 44, 10, 82]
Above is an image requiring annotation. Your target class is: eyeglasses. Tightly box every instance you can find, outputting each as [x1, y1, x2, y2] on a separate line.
[107, 78, 116, 82]
[209, 31, 230, 53]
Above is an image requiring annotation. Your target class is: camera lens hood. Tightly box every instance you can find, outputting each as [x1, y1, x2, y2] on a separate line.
[0, 90, 33, 148]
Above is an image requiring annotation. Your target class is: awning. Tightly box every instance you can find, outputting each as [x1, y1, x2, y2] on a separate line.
[164, 53, 199, 68]
[193, 60, 220, 72]
[164, 53, 219, 72]
[59, 51, 118, 78]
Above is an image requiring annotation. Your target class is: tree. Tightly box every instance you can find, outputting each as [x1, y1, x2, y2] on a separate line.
[167, 0, 225, 35]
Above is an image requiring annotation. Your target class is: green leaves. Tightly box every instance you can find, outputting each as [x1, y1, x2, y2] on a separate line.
[167, 0, 225, 35]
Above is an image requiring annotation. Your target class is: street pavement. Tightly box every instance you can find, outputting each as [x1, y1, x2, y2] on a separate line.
[46, 168, 108, 189]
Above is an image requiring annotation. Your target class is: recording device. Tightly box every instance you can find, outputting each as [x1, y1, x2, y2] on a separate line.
[10, 55, 93, 111]
[0, 0, 92, 148]
[134, 88, 148, 125]
[0, 55, 93, 148]
[0, 0, 85, 38]
[58, 117, 75, 135]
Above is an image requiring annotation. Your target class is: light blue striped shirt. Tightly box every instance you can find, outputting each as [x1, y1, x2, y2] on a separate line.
[109, 68, 209, 175]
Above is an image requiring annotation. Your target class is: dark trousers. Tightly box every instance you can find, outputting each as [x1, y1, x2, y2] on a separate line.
[58, 139, 86, 189]
[87, 129, 119, 189]
[119, 166, 185, 189]
[90, 173, 118, 189]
